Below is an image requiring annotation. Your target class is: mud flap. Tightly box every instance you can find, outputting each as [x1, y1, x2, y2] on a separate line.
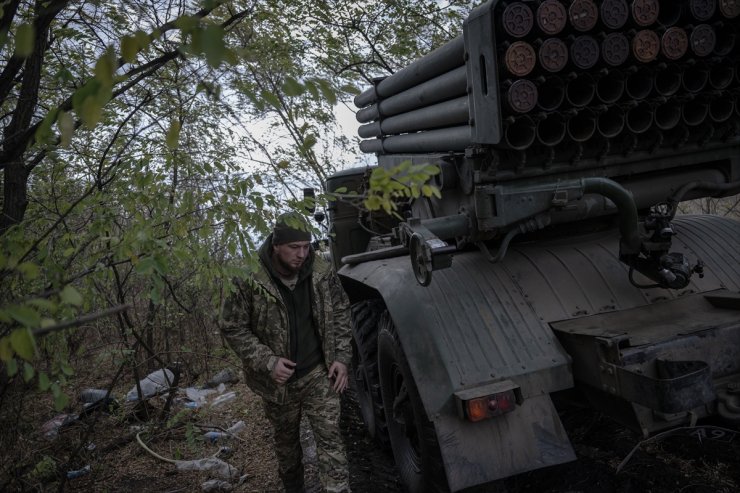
[611, 360, 715, 413]
[435, 393, 576, 492]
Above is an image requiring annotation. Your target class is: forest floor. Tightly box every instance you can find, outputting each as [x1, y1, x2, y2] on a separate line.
[2, 357, 739, 493]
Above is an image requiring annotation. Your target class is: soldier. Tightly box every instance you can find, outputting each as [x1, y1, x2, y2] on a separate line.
[221, 212, 352, 493]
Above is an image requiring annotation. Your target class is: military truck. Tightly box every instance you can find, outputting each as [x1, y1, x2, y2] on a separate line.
[324, 1, 740, 491]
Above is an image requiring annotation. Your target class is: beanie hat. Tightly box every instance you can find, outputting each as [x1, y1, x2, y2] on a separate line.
[272, 212, 312, 245]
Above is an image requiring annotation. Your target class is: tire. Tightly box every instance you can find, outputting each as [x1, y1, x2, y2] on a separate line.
[377, 312, 448, 493]
[351, 300, 390, 449]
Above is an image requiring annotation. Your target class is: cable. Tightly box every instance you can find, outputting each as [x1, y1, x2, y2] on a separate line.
[136, 431, 178, 464]
[628, 267, 660, 289]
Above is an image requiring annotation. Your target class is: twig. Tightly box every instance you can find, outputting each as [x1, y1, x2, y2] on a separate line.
[32, 304, 133, 337]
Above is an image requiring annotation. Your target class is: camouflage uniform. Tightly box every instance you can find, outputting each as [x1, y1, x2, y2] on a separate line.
[221, 237, 352, 492]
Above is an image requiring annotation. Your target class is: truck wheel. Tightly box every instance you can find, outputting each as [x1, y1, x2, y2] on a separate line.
[377, 313, 448, 493]
[351, 300, 390, 448]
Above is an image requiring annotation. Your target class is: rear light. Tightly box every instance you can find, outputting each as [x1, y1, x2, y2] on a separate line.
[454, 380, 521, 422]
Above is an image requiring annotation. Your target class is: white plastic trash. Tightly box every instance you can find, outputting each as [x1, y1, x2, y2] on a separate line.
[126, 369, 175, 401]
[202, 479, 233, 491]
[225, 420, 245, 435]
[210, 391, 236, 408]
[176, 457, 238, 479]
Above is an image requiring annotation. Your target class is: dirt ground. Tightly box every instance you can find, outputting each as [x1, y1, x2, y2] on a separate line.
[1, 364, 739, 493]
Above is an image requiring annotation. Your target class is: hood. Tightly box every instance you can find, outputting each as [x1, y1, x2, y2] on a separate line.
[258, 233, 314, 284]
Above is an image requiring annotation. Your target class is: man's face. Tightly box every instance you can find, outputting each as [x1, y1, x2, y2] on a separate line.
[273, 241, 310, 274]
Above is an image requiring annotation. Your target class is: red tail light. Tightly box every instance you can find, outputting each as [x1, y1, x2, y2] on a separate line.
[454, 380, 521, 422]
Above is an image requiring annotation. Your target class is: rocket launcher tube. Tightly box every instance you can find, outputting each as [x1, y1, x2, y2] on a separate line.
[358, 96, 469, 138]
[354, 36, 465, 108]
[355, 66, 467, 123]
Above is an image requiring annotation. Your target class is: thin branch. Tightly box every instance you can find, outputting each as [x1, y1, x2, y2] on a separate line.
[32, 303, 133, 337]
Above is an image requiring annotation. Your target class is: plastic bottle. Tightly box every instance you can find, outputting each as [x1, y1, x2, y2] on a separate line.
[66, 465, 91, 479]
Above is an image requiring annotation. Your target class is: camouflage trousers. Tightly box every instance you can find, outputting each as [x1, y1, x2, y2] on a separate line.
[262, 364, 350, 493]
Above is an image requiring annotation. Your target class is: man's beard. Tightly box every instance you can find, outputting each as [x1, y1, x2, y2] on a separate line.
[275, 256, 301, 276]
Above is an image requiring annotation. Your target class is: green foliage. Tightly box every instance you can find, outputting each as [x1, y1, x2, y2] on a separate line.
[363, 162, 441, 215]
[14, 23, 34, 57]
[0, 1, 472, 454]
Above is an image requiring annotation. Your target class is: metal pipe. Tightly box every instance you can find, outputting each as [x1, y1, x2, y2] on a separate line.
[358, 125, 471, 154]
[709, 96, 734, 122]
[625, 66, 653, 100]
[354, 36, 464, 108]
[357, 96, 469, 138]
[654, 98, 682, 130]
[597, 105, 625, 138]
[709, 63, 734, 89]
[596, 70, 625, 104]
[536, 112, 567, 145]
[601, 0, 629, 29]
[682, 98, 709, 126]
[688, 24, 717, 57]
[714, 23, 737, 55]
[580, 177, 641, 251]
[658, 0, 683, 25]
[668, 179, 740, 219]
[625, 102, 653, 134]
[537, 76, 565, 111]
[567, 108, 596, 142]
[341, 245, 408, 266]
[504, 79, 538, 114]
[504, 116, 536, 150]
[654, 64, 682, 96]
[422, 213, 471, 240]
[355, 66, 467, 123]
[566, 73, 596, 107]
[683, 62, 709, 93]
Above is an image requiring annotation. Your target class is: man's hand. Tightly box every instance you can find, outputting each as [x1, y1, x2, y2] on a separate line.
[271, 357, 296, 385]
[328, 361, 349, 393]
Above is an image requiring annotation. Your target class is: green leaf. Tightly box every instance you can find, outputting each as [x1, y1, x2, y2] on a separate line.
[27, 298, 55, 311]
[35, 107, 59, 144]
[316, 78, 337, 105]
[260, 89, 281, 110]
[200, 24, 225, 68]
[10, 328, 37, 360]
[17, 262, 40, 280]
[301, 134, 317, 153]
[340, 83, 361, 95]
[80, 96, 103, 129]
[6, 359, 18, 377]
[14, 23, 35, 57]
[7, 306, 41, 328]
[121, 35, 138, 63]
[38, 371, 50, 391]
[282, 76, 304, 97]
[174, 15, 198, 33]
[60, 285, 83, 306]
[51, 384, 69, 411]
[135, 256, 156, 275]
[60, 361, 74, 376]
[166, 120, 181, 150]
[0, 337, 12, 361]
[57, 111, 75, 148]
[23, 361, 35, 382]
[94, 47, 116, 87]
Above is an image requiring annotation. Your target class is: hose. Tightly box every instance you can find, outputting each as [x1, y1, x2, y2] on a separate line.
[580, 177, 641, 252]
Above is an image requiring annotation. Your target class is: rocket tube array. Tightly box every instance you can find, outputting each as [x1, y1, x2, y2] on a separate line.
[356, 0, 740, 155]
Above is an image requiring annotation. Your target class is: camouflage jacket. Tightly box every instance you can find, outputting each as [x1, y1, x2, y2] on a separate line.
[220, 242, 352, 404]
